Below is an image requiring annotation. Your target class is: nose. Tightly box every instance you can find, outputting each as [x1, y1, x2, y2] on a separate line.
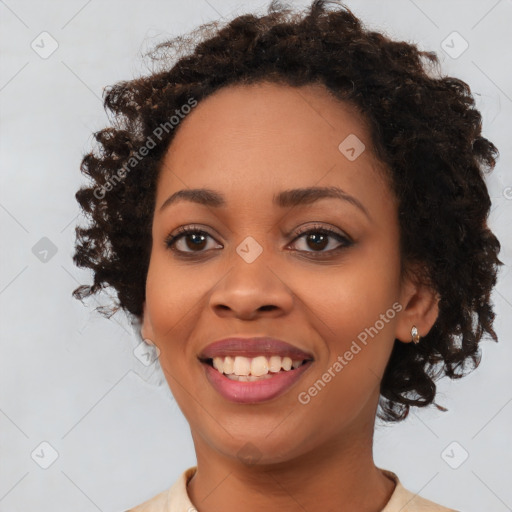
[208, 250, 294, 320]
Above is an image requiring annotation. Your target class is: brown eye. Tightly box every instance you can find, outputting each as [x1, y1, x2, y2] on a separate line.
[304, 232, 329, 251]
[164, 227, 221, 253]
[289, 225, 353, 255]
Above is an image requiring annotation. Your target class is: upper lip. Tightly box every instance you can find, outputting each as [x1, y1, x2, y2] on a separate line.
[198, 337, 315, 361]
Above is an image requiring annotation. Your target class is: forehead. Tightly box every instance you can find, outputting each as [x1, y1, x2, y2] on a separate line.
[156, 81, 390, 208]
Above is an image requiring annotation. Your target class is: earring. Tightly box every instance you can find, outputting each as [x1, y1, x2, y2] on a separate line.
[411, 326, 420, 344]
[144, 338, 155, 346]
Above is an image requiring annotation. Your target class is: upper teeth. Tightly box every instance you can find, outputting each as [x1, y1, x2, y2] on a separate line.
[212, 355, 305, 376]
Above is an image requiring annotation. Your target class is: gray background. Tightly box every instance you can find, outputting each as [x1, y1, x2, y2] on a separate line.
[1, 0, 511, 511]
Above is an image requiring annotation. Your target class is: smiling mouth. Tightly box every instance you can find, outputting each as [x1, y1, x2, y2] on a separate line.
[200, 355, 313, 380]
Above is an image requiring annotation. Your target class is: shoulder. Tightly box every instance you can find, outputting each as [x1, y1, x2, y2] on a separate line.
[124, 466, 198, 512]
[380, 469, 461, 512]
[125, 487, 169, 512]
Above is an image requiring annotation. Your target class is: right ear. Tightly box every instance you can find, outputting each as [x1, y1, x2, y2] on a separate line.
[141, 302, 155, 345]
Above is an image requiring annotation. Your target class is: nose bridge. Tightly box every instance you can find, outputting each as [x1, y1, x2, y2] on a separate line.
[208, 232, 293, 318]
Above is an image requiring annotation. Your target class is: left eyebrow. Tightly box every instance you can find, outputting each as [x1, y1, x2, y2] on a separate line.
[159, 185, 371, 220]
[274, 186, 370, 220]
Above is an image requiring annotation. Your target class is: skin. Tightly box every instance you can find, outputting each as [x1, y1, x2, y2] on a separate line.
[141, 81, 439, 512]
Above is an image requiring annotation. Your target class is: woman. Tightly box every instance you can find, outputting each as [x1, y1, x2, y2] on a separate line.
[72, 1, 502, 510]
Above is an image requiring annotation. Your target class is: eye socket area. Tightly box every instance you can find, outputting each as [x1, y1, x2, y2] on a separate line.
[163, 222, 354, 257]
[164, 225, 220, 253]
[287, 223, 353, 253]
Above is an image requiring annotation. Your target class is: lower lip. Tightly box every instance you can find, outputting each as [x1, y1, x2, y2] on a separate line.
[201, 360, 313, 404]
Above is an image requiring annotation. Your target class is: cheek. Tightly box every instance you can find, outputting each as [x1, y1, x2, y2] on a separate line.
[144, 255, 206, 357]
[144, 259, 208, 416]
[294, 274, 399, 432]
[302, 241, 400, 333]
[298, 238, 401, 385]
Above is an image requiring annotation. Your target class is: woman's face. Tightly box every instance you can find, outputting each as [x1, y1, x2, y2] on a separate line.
[142, 82, 434, 464]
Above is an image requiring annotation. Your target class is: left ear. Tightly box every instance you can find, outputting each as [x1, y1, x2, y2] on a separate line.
[395, 264, 440, 344]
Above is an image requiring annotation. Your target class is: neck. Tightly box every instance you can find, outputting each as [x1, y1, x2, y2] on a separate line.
[187, 405, 395, 512]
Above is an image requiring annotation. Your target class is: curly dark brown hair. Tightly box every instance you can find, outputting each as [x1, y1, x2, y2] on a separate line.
[72, 0, 503, 422]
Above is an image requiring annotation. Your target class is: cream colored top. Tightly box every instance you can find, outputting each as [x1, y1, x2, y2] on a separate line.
[126, 466, 459, 511]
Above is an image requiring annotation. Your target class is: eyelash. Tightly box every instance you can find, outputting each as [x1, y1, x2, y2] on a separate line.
[164, 223, 353, 258]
